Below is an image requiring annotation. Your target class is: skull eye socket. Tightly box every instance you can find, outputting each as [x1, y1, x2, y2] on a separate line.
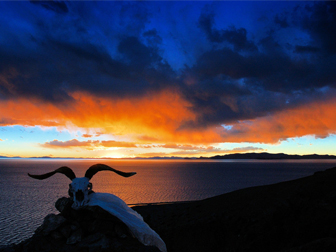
[76, 190, 84, 202]
[68, 184, 73, 197]
[68, 190, 73, 197]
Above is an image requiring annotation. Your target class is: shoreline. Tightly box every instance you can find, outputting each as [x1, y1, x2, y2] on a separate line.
[1, 152, 336, 160]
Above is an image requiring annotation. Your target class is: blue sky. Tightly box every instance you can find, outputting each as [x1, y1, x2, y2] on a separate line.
[0, 1, 336, 158]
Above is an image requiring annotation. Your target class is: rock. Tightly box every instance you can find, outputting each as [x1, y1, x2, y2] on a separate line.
[55, 197, 72, 213]
[36, 213, 67, 236]
[115, 222, 128, 238]
[66, 229, 82, 245]
[78, 232, 104, 246]
[59, 225, 72, 238]
[50, 230, 63, 241]
[1, 197, 161, 252]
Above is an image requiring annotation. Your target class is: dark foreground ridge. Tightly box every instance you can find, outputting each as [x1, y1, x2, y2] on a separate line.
[134, 166, 336, 252]
[2, 167, 336, 252]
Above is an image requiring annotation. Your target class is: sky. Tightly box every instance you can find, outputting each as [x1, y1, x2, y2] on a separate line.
[0, 1, 336, 158]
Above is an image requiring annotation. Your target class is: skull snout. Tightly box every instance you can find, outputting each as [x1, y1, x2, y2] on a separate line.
[70, 177, 91, 209]
[76, 190, 84, 203]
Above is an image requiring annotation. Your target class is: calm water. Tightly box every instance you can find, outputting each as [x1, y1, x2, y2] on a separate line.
[0, 158, 335, 246]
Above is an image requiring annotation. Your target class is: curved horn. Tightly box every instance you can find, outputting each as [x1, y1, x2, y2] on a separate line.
[85, 164, 136, 180]
[28, 166, 76, 181]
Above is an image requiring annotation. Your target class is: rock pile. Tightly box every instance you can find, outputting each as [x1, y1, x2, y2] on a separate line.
[2, 197, 160, 252]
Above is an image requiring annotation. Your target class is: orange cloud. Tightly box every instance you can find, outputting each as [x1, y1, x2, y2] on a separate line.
[0, 89, 227, 144]
[41, 139, 98, 149]
[0, 89, 196, 140]
[65, 90, 197, 142]
[219, 98, 336, 143]
[42, 139, 137, 149]
[0, 99, 66, 127]
[1, 89, 336, 146]
[100, 140, 137, 148]
[82, 134, 93, 138]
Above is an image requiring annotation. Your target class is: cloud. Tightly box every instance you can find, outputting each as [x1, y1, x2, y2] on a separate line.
[274, 13, 289, 28]
[159, 144, 209, 150]
[2, 88, 336, 146]
[41, 139, 137, 149]
[82, 134, 93, 138]
[299, 1, 336, 54]
[137, 135, 159, 142]
[0, 2, 173, 103]
[29, 0, 69, 14]
[1, 1, 336, 148]
[100, 140, 137, 148]
[294, 45, 319, 54]
[218, 98, 336, 143]
[198, 8, 257, 51]
[42, 139, 96, 148]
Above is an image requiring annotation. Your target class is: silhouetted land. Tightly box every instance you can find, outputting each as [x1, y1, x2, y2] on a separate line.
[2, 167, 336, 251]
[200, 152, 336, 160]
[1, 152, 336, 160]
[134, 166, 336, 251]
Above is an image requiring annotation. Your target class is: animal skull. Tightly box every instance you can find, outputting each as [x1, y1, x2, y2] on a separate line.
[68, 177, 92, 209]
[28, 164, 136, 209]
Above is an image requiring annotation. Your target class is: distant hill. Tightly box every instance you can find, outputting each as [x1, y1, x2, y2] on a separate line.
[202, 152, 336, 160]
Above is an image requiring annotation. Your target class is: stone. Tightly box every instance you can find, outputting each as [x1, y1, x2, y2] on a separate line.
[59, 224, 72, 238]
[115, 223, 128, 238]
[78, 232, 104, 246]
[55, 197, 72, 213]
[50, 230, 64, 241]
[36, 213, 67, 236]
[66, 229, 82, 245]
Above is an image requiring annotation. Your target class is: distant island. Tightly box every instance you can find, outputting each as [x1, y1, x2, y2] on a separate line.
[199, 152, 336, 160]
[1, 152, 336, 160]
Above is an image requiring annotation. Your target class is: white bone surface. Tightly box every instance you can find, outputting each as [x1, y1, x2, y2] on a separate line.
[87, 192, 167, 252]
[69, 178, 167, 252]
[70, 177, 91, 209]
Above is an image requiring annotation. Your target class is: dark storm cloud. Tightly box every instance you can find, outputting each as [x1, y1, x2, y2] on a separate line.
[294, 45, 320, 54]
[299, 1, 336, 54]
[190, 46, 319, 93]
[178, 1, 336, 128]
[0, 2, 174, 102]
[30, 0, 69, 14]
[1, 1, 336, 131]
[198, 9, 257, 52]
[274, 14, 289, 28]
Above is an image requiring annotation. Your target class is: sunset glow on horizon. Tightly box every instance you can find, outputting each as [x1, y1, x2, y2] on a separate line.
[1, 1, 336, 158]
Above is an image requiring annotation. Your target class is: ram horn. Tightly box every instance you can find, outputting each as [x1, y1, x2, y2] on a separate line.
[28, 166, 76, 181]
[85, 164, 136, 180]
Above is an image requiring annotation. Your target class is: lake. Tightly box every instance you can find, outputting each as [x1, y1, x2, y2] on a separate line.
[0, 158, 335, 246]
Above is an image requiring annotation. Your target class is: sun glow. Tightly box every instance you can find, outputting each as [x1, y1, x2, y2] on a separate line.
[1, 91, 336, 158]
